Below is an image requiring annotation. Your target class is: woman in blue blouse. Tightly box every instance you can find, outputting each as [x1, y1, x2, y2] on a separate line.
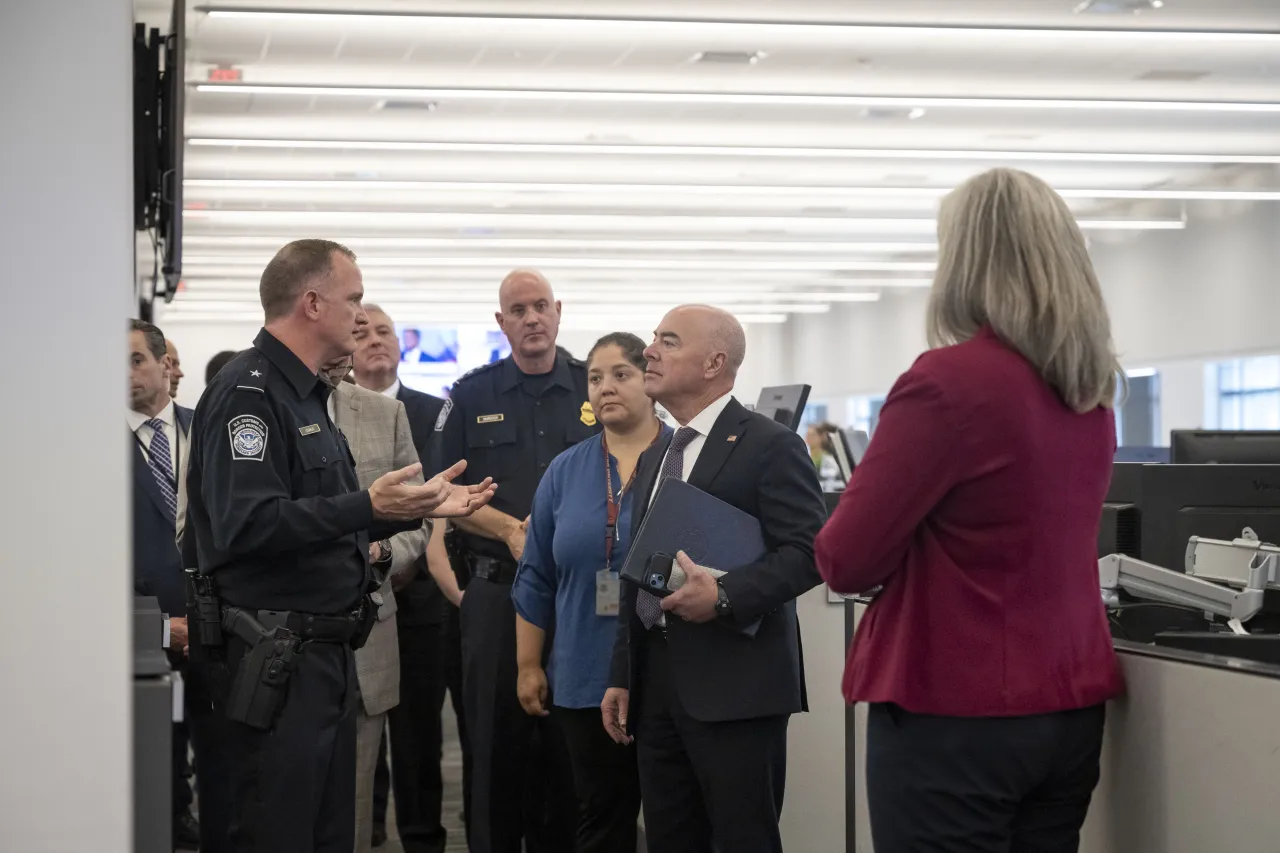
[512, 331, 669, 853]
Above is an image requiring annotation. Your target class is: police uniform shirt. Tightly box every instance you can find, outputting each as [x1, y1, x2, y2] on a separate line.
[185, 329, 375, 615]
[434, 349, 597, 562]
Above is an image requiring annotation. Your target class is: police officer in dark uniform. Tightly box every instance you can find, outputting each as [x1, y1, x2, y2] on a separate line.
[183, 239, 496, 853]
[434, 268, 599, 853]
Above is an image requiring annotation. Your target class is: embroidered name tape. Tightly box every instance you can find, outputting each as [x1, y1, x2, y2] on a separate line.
[299, 424, 321, 436]
[229, 415, 268, 461]
[476, 413, 504, 424]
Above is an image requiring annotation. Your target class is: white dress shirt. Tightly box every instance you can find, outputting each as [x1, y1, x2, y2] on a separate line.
[380, 379, 401, 400]
[127, 400, 178, 477]
[648, 391, 735, 502]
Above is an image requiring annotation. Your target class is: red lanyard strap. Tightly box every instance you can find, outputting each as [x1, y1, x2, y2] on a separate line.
[602, 429, 660, 569]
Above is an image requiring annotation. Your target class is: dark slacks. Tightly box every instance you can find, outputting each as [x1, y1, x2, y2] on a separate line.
[866, 703, 1106, 853]
[222, 639, 358, 853]
[186, 662, 233, 853]
[172, 720, 194, 816]
[387, 616, 451, 853]
[443, 604, 471, 830]
[462, 577, 577, 853]
[556, 706, 641, 853]
[635, 632, 789, 853]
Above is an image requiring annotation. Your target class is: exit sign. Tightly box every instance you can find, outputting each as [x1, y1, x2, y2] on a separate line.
[207, 66, 242, 82]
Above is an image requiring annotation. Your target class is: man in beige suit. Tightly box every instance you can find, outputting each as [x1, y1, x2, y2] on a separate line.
[322, 357, 433, 853]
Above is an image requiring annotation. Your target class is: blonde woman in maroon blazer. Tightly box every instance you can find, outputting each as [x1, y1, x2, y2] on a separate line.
[817, 167, 1125, 853]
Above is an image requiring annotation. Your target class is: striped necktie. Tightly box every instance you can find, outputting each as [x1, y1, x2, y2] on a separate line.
[636, 427, 699, 629]
[145, 418, 177, 522]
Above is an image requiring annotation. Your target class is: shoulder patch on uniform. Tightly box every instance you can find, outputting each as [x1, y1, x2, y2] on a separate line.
[228, 415, 269, 461]
[434, 399, 453, 432]
[455, 360, 500, 385]
[234, 356, 268, 394]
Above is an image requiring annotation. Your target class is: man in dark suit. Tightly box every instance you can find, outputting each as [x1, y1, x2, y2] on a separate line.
[602, 305, 827, 853]
[353, 304, 469, 852]
[128, 319, 203, 850]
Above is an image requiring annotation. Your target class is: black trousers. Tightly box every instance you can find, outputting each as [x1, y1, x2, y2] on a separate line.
[186, 662, 234, 853]
[386, 614, 458, 853]
[556, 706, 641, 853]
[222, 639, 358, 853]
[462, 577, 577, 853]
[635, 633, 789, 853]
[866, 703, 1107, 853]
[172, 720, 193, 816]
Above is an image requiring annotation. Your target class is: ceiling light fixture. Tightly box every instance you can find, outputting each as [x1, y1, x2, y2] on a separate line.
[181, 255, 937, 272]
[186, 138, 1280, 165]
[183, 178, 1280, 202]
[156, 308, 792, 326]
[181, 235, 940, 254]
[182, 209, 1185, 232]
[199, 9, 1280, 45]
[194, 83, 1280, 114]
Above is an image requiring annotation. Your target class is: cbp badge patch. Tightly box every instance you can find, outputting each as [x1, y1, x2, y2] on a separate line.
[580, 401, 597, 427]
[228, 415, 268, 461]
[434, 399, 453, 432]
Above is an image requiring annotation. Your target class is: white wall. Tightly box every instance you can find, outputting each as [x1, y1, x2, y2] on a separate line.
[159, 315, 785, 408]
[0, 1, 133, 850]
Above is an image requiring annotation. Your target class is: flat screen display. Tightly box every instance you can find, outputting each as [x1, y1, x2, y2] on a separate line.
[395, 325, 511, 398]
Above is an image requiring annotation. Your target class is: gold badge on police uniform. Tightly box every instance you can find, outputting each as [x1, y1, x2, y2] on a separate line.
[580, 401, 597, 426]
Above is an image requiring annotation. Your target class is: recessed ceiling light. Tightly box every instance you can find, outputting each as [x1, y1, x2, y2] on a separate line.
[907, 108, 927, 120]
[1075, 0, 1164, 13]
[693, 50, 766, 65]
[193, 84, 1280, 113]
[185, 138, 1280, 165]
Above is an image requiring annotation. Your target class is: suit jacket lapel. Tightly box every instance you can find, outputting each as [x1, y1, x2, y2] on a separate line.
[335, 386, 363, 447]
[687, 399, 751, 492]
[131, 432, 171, 520]
[630, 431, 671, 532]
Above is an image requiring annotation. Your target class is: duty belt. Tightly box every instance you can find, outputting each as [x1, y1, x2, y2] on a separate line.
[222, 605, 365, 644]
[470, 555, 519, 585]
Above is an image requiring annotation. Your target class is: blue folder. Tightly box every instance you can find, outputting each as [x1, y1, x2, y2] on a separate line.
[620, 477, 766, 635]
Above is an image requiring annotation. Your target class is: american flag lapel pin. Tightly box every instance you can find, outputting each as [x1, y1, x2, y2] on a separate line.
[727, 435, 738, 442]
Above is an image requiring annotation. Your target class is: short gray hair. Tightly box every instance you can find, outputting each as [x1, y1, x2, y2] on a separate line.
[927, 168, 1123, 412]
[259, 239, 357, 321]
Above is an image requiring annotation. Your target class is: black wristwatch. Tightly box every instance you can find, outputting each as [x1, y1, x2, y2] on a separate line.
[373, 539, 393, 566]
[714, 582, 733, 619]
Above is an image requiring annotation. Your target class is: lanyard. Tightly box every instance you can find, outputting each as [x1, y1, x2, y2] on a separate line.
[602, 428, 661, 569]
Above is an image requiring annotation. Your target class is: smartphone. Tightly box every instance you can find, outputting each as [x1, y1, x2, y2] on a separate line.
[642, 552, 677, 597]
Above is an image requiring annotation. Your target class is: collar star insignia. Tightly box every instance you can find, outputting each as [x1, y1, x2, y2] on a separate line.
[250, 370, 262, 377]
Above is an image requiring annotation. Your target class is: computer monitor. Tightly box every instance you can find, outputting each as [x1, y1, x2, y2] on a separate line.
[1139, 464, 1280, 573]
[1099, 462, 1145, 558]
[754, 385, 811, 432]
[1170, 430, 1280, 464]
[1106, 462, 1146, 505]
[842, 429, 870, 465]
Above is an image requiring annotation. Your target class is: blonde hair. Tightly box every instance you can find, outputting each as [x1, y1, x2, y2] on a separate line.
[926, 168, 1124, 412]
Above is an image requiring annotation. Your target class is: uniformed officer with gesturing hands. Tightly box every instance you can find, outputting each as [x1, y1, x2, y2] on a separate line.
[434, 268, 598, 853]
[183, 239, 495, 853]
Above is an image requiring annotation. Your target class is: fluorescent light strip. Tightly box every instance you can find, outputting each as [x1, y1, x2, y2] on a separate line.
[182, 255, 936, 272]
[179, 271, 934, 288]
[182, 209, 1184, 232]
[201, 9, 1280, 45]
[186, 138, 1280, 165]
[182, 235, 940, 253]
[162, 299, 833, 313]
[174, 287, 881, 303]
[158, 310, 791, 325]
[195, 84, 1280, 114]
[185, 179, 1280, 203]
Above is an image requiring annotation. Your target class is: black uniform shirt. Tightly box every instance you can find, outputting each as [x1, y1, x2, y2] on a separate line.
[434, 348, 598, 561]
[186, 329, 381, 614]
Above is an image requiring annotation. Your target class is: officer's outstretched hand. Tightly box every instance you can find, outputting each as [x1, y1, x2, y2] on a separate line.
[369, 460, 497, 521]
[424, 459, 498, 518]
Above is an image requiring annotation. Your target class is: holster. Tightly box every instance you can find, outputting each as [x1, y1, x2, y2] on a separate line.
[444, 527, 472, 590]
[221, 607, 301, 731]
[350, 595, 377, 651]
[184, 569, 224, 661]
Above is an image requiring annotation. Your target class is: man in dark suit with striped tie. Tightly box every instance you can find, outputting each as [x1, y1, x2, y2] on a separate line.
[128, 319, 204, 850]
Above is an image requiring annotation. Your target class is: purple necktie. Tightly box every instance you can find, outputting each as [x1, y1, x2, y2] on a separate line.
[145, 419, 177, 522]
[636, 427, 699, 629]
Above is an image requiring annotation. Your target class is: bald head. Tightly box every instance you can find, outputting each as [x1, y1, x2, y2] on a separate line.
[642, 304, 747, 421]
[496, 268, 561, 369]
